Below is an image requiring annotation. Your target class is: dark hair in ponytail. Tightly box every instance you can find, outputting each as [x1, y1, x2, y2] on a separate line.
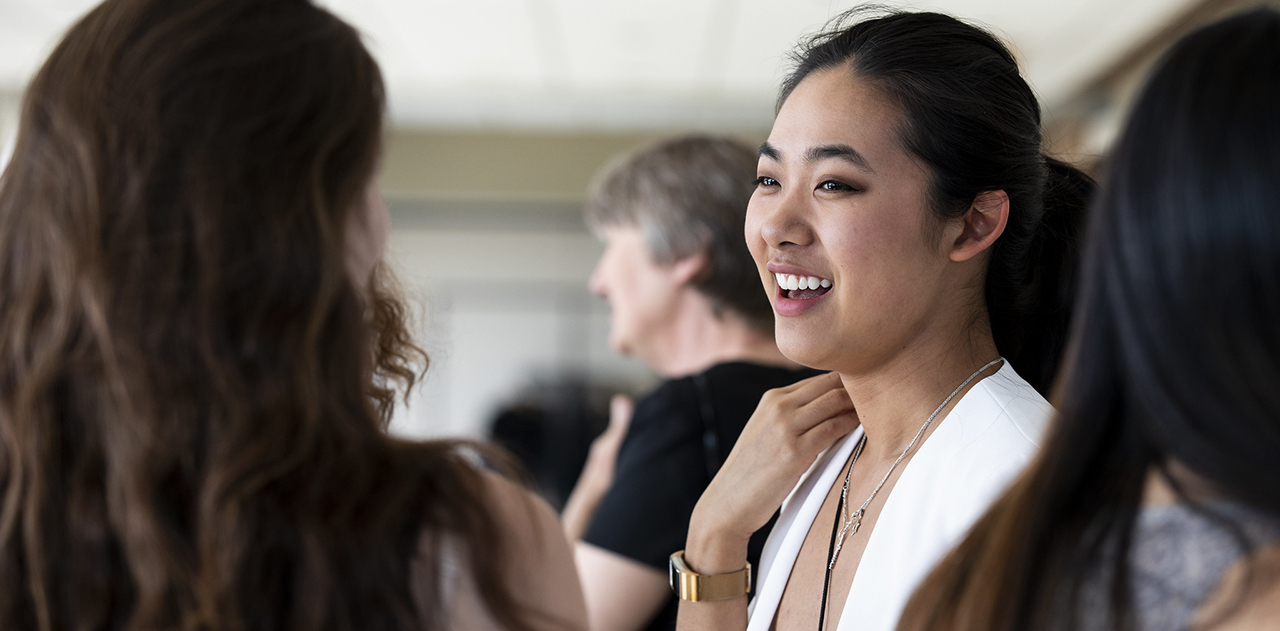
[781, 8, 1095, 394]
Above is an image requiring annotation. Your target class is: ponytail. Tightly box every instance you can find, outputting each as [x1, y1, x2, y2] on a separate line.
[993, 156, 1095, 394]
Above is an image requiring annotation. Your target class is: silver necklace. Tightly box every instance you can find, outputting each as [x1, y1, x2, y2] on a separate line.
[826, 357, 1004, 570]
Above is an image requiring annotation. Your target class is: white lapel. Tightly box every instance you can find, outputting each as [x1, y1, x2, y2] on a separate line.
[746, 428, 863, 631]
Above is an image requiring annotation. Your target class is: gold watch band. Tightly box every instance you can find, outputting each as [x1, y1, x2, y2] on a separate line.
[668, 550, 752, 602]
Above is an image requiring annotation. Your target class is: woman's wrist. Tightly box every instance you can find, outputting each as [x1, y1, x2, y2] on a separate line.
[684, 509, 751, 575]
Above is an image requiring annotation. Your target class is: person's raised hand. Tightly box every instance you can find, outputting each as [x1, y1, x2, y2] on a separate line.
[561, 394, 635, 540]
[685, 372, 859, 573]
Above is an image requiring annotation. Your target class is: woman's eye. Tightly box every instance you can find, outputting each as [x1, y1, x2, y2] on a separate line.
[819, 180, 857, 192]
[754, 176, 779, 187]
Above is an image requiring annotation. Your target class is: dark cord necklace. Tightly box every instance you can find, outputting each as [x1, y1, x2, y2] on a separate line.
[814, 358, 1002, 631]
[818, 433, 867, 631]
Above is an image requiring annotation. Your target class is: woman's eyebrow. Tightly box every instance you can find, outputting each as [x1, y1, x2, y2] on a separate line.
[807, 144, 874, 173]
[759, 141, 782, 161]
[756, 141, 874, 174]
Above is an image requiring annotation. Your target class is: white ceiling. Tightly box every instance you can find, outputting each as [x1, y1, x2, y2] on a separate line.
[0, 0, 1198, 131]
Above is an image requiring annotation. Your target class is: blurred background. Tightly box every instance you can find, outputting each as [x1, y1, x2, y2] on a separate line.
[0, 0, 1268, 478]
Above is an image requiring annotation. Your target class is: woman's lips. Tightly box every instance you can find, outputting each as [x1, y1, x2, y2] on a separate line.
[771, 272, 834, 316]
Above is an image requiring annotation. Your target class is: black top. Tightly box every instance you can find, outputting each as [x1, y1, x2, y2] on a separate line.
[582, 361, 823, 631]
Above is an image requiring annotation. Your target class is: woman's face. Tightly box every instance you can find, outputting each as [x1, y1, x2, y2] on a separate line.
[588, 226, 683, 364]
[746, 67, 956, 373]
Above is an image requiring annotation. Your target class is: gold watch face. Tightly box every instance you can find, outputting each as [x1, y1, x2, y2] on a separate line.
[668, 551, 752, 602]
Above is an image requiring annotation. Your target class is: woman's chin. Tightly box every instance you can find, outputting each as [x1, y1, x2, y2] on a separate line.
[775, 329, 839, 372]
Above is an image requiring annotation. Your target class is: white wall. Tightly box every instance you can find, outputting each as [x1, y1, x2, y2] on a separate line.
[0, 93, 19, 172]
[384, 200, 656, 439]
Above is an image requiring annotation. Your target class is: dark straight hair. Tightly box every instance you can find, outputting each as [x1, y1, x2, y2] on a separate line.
[781, 8, 1095, 394]
[898, 8, 1280, 631]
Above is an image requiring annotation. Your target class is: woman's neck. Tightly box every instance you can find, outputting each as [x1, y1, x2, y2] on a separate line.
[1143, 461, 1226, 506]
[837, 327, 1001, 459]
[645, 292, 793, 379]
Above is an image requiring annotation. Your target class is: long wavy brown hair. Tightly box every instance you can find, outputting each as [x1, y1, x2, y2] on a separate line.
[0, 0, 531, 629]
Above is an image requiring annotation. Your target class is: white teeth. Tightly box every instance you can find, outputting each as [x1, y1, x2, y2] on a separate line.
[775, 273, 833, 292]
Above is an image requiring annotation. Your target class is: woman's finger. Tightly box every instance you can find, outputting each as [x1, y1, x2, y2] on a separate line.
[607, 394, 634, 433]
[798, 411, 861, 453]
[764, 370, 841, 403]
[790, 387, 855, 433]
[784, 370, 843, 399]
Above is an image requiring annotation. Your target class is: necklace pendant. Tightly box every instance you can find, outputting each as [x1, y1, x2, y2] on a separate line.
[828, 509, 866, 571]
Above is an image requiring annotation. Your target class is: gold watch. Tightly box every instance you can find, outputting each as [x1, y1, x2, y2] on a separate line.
[668, 550, 752, 601]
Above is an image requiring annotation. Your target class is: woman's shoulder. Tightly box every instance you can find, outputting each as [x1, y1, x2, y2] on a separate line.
[477, 469, 565, 541]
[413, 467, 588, 631]
[943, 361, 1054, 457]
[470, 470, 589, 622]
[899, 363, 1054, 535]
[1196, 539, 1280, 630]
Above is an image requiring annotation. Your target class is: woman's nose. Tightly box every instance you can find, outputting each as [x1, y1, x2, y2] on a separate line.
[758, 190, 814, 249]
[588, 258, 608, 297]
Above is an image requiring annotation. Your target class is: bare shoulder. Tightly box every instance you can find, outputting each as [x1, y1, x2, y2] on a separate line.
[478, 470, 568, 555]
[1196, 541, 1280, 630]
[477, 470, 590, 630]
[409, 467, 587, 631]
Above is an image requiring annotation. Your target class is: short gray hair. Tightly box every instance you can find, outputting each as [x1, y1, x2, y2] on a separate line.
[585, 136, 771, 332]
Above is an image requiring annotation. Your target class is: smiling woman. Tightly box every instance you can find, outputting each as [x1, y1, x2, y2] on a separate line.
[673, 9, 1093, 631]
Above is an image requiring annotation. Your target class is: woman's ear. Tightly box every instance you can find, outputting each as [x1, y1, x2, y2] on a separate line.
[669, 250, 709, 286]
[949, 190, 1009, 262]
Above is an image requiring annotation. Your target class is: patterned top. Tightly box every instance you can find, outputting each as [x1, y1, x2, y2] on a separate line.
[1078, 501, 1280, 630]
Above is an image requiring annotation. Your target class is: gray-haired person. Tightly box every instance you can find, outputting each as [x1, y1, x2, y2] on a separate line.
[561, 136, 819, 631]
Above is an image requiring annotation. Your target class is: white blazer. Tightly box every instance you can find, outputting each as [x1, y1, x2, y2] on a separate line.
[746, 362, 1052, 631]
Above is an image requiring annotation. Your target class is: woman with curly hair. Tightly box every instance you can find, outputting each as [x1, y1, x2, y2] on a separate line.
[0, 0, 586, 629]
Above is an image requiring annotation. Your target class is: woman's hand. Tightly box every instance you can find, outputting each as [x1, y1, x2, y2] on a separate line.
[562, 394, 634, 540]
[685, 372, 859, 573]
